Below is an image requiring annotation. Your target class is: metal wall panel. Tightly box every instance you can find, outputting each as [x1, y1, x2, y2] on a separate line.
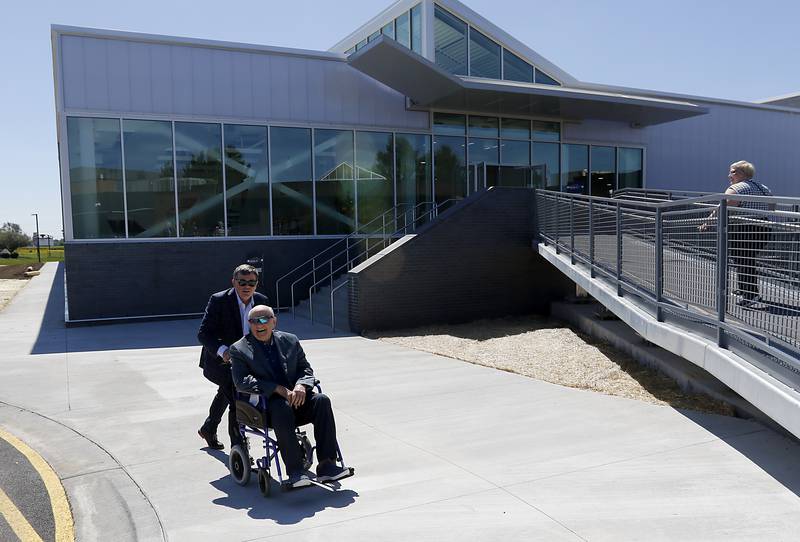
[643, 103, 800, 195]
[59, 34, 428, 129]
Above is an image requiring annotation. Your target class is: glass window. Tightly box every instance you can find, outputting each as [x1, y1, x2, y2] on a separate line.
[356, 132, 394, 228]
[315, 129, 355, 235]
[500, 118, 530, 139]
[67, 117, 125, 239]
[535, 68, 560, 86]
[469, 29, 501, 79]
[433, 113, 466, 135]
[618, 147, 644, 189]
[270, 127, 313, 235]
[591, 146, 616, 197]
[468, 116, 499, 138]
[434, 6, 467, 75]
[123, 119, 176, 238]
[411, 4, 422, 53]
[344, 47, 355, 55]
[355, 39, 367, 51]
[175, 122, 223, 237]
[381, 21, 395, 40]
[468, 138, 498, 165]
[396, 133, 431, 212]
[224, 124, 269, 236]
[501, 140, 529, 166]
[563, 144, 589, 194]
[533, 120, 560, 141]
[396, 11, 410, 48]
[503, 49, 533, 83]
[532, 142, 560, 190]
[433, 135, 466, 205]
[368, 30, 380, 43]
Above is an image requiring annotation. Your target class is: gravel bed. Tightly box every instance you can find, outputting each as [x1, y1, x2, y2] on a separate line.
[369, 315, 734, 416]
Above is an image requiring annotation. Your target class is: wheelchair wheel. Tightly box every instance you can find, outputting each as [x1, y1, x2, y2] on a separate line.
[229, 444, 251, 486]
[257, 467, 271, 497]
[297, 433, 313, 471]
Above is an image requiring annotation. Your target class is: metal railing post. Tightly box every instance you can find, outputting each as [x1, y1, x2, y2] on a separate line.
[616, 201, 623, 296]
[570, 197, 575, 264]
[589, 198, 595, 278]
[555, 194, 560, 255]
[309, 286, 314, 324]
[291, 284, 296, 319]
[655, 207, 664, 322]
[716, 200, 728, 348]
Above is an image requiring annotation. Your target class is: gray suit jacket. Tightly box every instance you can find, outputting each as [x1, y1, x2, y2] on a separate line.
[230, 330, 317, 398]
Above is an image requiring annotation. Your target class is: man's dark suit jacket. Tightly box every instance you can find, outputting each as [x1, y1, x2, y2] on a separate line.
[197, 288, 269, 386]
[230, 330, 317, 398]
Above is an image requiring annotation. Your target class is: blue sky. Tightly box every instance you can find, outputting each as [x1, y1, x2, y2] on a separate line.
[1, 0, 798, 239]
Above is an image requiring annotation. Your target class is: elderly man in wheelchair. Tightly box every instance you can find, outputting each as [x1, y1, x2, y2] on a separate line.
[229, 304, 354, 493]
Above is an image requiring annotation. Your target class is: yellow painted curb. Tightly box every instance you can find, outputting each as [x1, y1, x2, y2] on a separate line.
[0, 426, 74, 542]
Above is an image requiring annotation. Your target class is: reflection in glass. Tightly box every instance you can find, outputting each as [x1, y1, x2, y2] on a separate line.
[434, 6, 467, 75]
[535, 68, 560, 86]
[396, 133, 431, 212]
[618, 147, 644, 189]
[411, 4, 422, 53]
[501, 140, 529, 166]
[381, 21, 395, 39]
[271, 127, 313, 235]
[433, 135, 466, 205]
[434, 113, 466, 135]
[396, 11, 410, 48]
[175, 122, 223, 237]
[123, 119, 176, 238]
[468, 116, 499, 138]
[315, 130, 355, 235]
[503, 49, 533, 83]
[469, 29, 501, 79]
[563, 144, 589, 194]
[355, 39, 367, 51]
[532, 121, 560, 141]
[368, 31, 380, 43]
[468, 138, 499, 165]
[532, 142, 560, 190]
[500, 118, 530, 139]
[591, 146, 616, 197]
[356, 131, 394, 228]
[67, 117, 125, 239]
[224, 124, 269, 236]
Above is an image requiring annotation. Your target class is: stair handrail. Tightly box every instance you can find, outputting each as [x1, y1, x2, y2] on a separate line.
[275, 203, 412, 313]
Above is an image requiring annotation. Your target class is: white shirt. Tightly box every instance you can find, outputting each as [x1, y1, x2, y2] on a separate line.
[216, 293, 253, 358]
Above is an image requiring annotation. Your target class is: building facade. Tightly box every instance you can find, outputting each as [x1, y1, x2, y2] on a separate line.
[52, 0, 800, 322]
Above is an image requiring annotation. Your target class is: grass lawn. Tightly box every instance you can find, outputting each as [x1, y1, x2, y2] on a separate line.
[0, 246, 64, 266]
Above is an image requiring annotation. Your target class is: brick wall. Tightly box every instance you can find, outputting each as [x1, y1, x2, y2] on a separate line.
[64, 239, 335, 320]
[348, 187, 573, 332]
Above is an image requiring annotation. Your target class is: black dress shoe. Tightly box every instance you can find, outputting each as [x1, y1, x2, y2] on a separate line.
[198, 428, 224, 450]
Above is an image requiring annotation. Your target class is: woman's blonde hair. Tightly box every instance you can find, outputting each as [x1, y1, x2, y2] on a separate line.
[730, 160, 755, 179]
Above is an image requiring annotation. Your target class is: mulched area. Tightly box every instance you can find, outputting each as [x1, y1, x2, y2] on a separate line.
[0, 262, 43, 279]
[368, 315, 735, 417]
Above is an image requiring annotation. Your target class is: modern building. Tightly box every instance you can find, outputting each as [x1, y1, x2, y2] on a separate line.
[52, 0, 800, 322]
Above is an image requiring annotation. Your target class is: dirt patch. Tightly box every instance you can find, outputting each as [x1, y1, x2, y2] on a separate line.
[367, 315, 734, 417]
[0, 262, 44, 279]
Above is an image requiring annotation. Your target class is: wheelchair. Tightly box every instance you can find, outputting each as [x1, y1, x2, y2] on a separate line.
[227, 383, 353, 496]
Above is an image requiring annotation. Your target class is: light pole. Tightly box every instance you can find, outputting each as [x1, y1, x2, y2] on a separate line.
[31, 213, 40, 263]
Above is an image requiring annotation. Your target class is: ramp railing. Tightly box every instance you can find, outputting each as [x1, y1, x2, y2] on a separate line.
[536, 189, 800, 390]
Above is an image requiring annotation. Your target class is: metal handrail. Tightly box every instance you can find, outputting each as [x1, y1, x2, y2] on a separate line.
[535, 188, 800, 391]
[275, 203, 411, 313]
[312, 198, 461, 327]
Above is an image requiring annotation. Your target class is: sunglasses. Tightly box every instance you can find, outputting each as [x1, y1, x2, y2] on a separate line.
[248, 316, 274, 324]
[237, 279, 258, 287]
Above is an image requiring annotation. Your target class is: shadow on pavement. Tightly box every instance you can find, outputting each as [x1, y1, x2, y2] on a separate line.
[30, 267, 352, 355]
[209, 474, 358, 524]
[680, 410, 800, 498]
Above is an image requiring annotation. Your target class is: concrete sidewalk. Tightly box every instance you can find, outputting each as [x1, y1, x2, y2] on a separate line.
[1, 263, 799, 541]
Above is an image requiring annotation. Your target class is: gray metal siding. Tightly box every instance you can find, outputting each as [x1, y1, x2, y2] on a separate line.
[59, 34, 429, 130]
[643, 103, 800, 195]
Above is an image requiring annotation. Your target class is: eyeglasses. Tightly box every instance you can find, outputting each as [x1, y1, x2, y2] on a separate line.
[248, 316, 274, 324]
[237, 279, 258, 287]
